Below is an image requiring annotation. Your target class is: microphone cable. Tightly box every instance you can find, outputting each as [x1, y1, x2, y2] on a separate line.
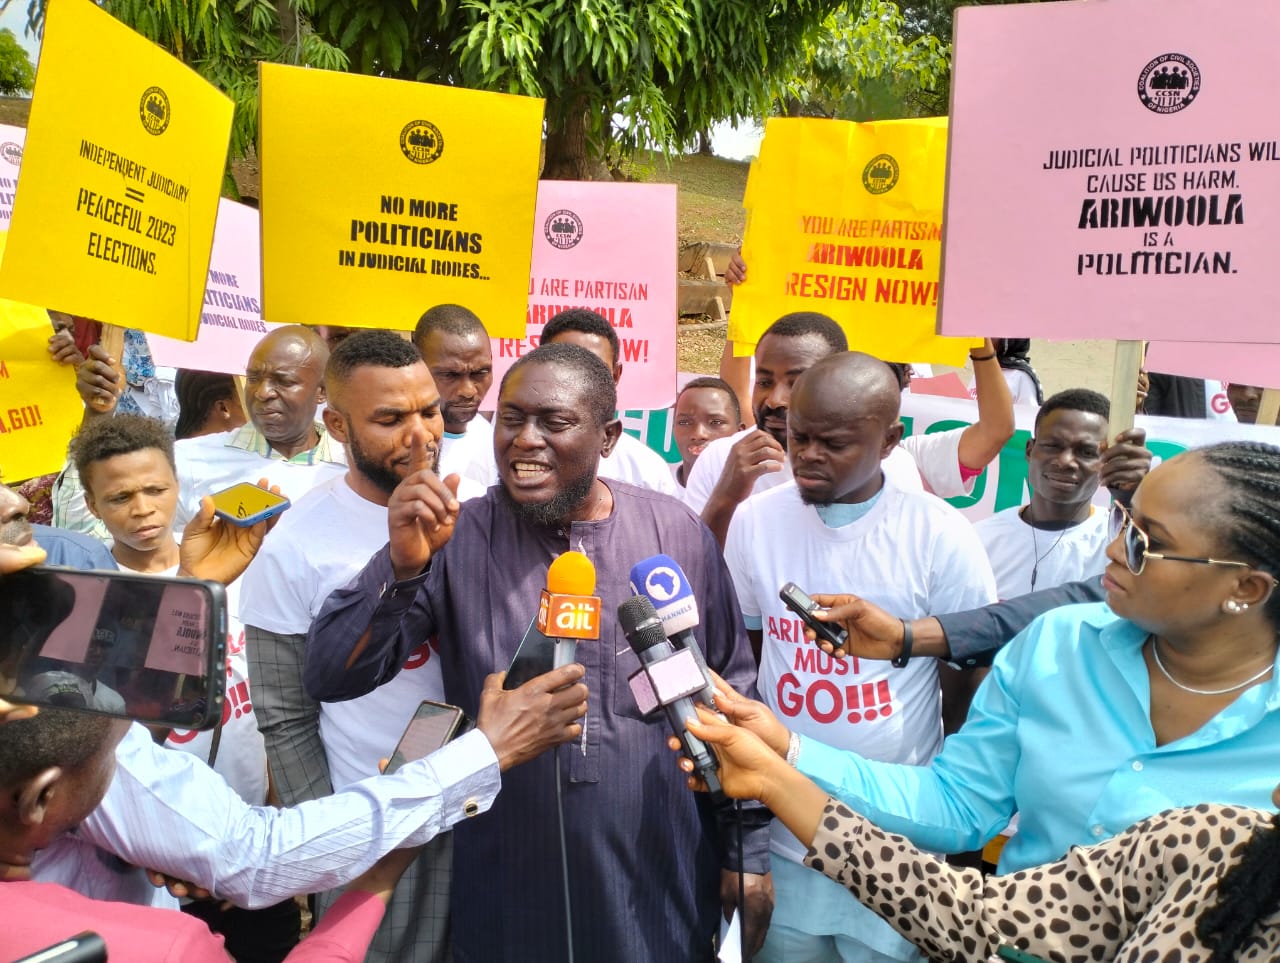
[554, 745, 575, 963]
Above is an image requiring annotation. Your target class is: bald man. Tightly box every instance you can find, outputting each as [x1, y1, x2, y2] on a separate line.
[173, 325, 347, 528]
[723, 352, 997, 963]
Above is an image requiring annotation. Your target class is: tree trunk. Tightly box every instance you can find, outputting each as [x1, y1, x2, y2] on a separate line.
[697, 128, 714, 156]
[542, 95, 609, 180]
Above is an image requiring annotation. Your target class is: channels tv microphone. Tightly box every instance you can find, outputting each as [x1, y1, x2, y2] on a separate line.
[629, 554, 719, 710]
[536, 551, 602, 669]
[617, 595, 727, 806]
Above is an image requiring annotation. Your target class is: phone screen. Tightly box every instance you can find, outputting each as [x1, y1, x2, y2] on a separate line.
[384, 701, 464, 773]
[0, 566, 226, 727]
[210, 483, 290, 523]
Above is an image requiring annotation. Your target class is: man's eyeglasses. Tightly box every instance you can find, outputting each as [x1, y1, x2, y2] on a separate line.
[1108, 502, 1252, 577]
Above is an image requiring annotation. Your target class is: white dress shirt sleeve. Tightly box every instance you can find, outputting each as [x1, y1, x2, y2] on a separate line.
[74, 723, 500, 909]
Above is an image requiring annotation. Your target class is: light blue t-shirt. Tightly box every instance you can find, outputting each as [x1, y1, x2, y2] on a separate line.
[798, 601, 1280, 873]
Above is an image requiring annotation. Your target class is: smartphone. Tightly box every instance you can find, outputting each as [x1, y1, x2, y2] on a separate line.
[779, 582, 849, 650]
[0, 566, 227, 728]
[384, 700, 466, 774]
[13, 932, 107, 963]
[502, 616, 557, 690]
[210, 482, 291, 527]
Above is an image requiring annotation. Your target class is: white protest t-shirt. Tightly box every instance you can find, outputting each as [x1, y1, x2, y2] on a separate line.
[598, 431, 679, 496]
[440, 415, 498, 488]
[724, 478, 997, 861]
[173, 429, 347, 530]
[1205, 380, 1238, 421]
[113, 559, 269, 806]
[239, 472, 482, 792]
[974, 506, 1109, 600]
[680, 426, 967, 514]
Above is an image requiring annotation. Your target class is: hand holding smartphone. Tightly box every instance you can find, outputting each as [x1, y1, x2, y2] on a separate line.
[383, 700, 467, 774]
[779, 582, 849, 651]
[209, 482, 291, 527]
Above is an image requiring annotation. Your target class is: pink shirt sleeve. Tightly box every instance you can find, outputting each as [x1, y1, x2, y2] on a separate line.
[283, 891, 386, 962]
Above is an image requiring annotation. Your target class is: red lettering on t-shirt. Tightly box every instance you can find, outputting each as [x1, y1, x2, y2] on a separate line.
[403, 642, 432, 671]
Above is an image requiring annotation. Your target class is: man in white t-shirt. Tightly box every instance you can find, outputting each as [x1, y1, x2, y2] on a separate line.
[240, 330, 482, 963]
[685, 314, 1013, 546]
[541, 308, 679, 495]
[975, 389, 1115, 601]
[66, 412, 294, 958]
[725, 353, 997, 963]
[412, 303, 499, 488]
[172, 326, 346, 529]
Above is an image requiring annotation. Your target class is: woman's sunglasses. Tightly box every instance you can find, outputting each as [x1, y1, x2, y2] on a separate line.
[1108, 502, 1252, 577]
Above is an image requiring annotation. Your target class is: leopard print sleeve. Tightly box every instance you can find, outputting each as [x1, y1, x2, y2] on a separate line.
[801, 798, 1237, 962]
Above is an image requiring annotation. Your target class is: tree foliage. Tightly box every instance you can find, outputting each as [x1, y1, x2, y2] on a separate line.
[0, 28, 33, 96]
[7, 0, 348, 159]
[308, 0, 847, 177]
[779, 0, 950, 122]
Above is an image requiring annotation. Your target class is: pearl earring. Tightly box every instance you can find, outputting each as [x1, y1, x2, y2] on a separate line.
[1225, 599, 1247, 614]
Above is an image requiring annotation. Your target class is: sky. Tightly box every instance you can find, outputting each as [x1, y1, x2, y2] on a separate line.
[0, 5, 40, 66]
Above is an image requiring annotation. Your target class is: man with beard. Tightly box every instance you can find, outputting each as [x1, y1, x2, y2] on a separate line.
[240, 330, 484, 963]
[722, 352, 995, 963]
[684, 313, 1013, 547]
[412, 304, 499, 488]
[304, 343, 773, 962]
[172, 326, 346, 529]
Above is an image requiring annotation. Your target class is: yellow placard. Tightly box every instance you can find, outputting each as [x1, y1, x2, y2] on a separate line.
[259, 64, 543, 338]
[732, 116, 980, 364]
[0, 236, 79, 480]
[0, 0, 231, 342]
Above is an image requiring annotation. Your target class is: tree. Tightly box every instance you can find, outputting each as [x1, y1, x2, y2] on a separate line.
[9, 0, 848, 180]
[0, 28, 33, 96]
[779, 0, 951, 122]
[308, 0, 847, 179]
[6, 0, 347, 161]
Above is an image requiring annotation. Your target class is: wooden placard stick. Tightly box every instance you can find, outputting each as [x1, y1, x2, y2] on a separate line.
[88, 323, 127, 412]
[1107, 339, 1144, 439]
[1256, 388, 1280, 426]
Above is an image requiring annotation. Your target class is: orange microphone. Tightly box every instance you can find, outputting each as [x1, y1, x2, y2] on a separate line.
[536, 551, 602, 668]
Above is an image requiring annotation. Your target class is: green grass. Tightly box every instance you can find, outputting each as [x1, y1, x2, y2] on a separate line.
[627, 150, 748, 247]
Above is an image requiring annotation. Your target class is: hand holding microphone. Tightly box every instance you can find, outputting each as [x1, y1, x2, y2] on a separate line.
[618, 595, 728, 807]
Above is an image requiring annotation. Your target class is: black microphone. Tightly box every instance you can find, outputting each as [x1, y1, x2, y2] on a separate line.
[629, 554, 719, 710]
[617, 595, 727, 806]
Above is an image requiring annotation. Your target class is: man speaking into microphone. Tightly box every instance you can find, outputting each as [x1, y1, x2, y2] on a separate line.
[305, 343, 772, 962]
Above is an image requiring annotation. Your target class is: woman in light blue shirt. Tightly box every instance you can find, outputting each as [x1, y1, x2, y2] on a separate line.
[719, 441, 1280, 876]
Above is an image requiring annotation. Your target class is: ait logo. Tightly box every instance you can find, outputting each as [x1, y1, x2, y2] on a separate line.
[1138, 53, 1201, 114]
[544, 209, 584, 249]
[139, 86, 171, 135]
[400, 120, 444, 164]
[862, 153, 899, 195]
[0, 141, 21, 165]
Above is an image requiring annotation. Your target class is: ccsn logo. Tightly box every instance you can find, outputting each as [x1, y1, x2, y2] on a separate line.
[643, 566, 681, 602]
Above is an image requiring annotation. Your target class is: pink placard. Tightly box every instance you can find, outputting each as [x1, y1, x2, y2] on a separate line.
[489, 182, 678, 410]
[940, 0, 1280, 343]
[0, 124, 25, 228]
[1145, 341, 1276, 388]
[147, 199, 277, 371]
[37, 574, 109, 663]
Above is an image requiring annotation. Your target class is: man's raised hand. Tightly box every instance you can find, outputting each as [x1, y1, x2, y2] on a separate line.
[387, 433, 460, 581]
